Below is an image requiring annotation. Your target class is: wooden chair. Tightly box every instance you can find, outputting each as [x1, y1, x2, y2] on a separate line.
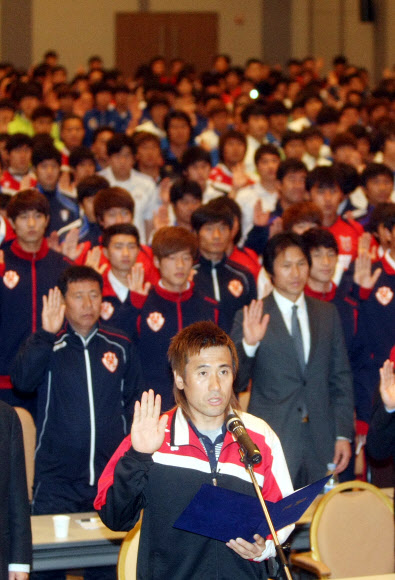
[290, 480, 394, 578]
[117, 516, 142, 580]
[14, 407, 36, 502]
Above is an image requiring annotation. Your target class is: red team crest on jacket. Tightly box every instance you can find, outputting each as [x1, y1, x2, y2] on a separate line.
[228, 279, 243, 297]
[338, 235, 352, 254]
[102, 351, 118, 373]
[375, 286, 394, 306]
[100, 301, 114, 320]
[3, 270, 20, 289]
[146, 311, 165, 332]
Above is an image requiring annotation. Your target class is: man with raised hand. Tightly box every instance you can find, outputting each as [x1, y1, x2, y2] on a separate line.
[232, 232, 354, 488]
[95, 321, 294, 580]
[11, 265, 142, 580]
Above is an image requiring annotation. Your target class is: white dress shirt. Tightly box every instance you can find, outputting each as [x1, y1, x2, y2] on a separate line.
[243, 290, 310, 361]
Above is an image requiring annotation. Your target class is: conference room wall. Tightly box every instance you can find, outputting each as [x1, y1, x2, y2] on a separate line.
[29, 0, 263, 75]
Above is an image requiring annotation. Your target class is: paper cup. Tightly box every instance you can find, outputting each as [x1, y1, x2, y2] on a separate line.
[53, 515, 70, 538]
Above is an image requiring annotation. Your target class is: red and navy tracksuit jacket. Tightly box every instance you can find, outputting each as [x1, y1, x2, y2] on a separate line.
[10, 322, 143, 504]
[193, 254, 257, 333]
[353, 252, 395, 424]
[134, 282, 219, 412]
[0, 239, 70, 410]
[94, 407, 294, 579]
[100, 270, 139, 342]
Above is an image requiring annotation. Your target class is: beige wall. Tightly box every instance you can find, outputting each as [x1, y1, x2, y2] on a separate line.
[290, 0, 374, 77]
[5, 0, 392, 80]
[32, 0, 262, 75]
[32, 0, 140, 74]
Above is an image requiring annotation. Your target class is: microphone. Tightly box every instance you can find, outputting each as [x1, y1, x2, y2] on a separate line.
[226, 413, 262, 464]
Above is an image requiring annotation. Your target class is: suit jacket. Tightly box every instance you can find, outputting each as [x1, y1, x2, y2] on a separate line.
[231, 293, 354, 481]
[0, 401, 32, 577]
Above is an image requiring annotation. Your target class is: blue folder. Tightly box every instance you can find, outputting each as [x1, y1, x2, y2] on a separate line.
[174, 475, 330, 543]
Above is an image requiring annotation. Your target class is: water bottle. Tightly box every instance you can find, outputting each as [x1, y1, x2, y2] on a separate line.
[323, 462, 339, 494]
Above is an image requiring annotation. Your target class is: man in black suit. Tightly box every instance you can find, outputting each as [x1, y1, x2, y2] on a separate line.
[232, 233, 354, 488]
[0, 401, 32, 579]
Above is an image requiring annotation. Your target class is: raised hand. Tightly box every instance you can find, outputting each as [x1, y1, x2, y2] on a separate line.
[159, 177, 172, 205]
[358, 231, 372, 255]
[242, 300, 270, 346]
[253, 200, 270, 227]
[268, 216, 283, 239]
[153, 205, 170, 232]
[62, 228, 84, 261]
[42, 287, 65, 334]
[379, 359, 395, 411]
[131, 390, 168, 454]
[127, 263, 151, 295]
[354, 251, 381, 289]
[231, 162, 249, 193]
[47, 231, 62, 253]
[85, 247, 107, 275]
[58, 170, 74, 195]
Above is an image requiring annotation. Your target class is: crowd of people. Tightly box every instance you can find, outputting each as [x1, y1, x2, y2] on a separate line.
[1, 49, 395, 578]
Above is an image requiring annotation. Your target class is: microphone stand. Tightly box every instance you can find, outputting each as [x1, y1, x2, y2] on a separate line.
[239, 448, 293, 580]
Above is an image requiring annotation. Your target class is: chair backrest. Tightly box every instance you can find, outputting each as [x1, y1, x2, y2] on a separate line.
[14, 407, 36, 502]
[117, 517, 142, 580]
[310, 480, 394, 578]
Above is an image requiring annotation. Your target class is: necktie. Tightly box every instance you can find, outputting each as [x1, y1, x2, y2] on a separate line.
[291, 304, 305, 371]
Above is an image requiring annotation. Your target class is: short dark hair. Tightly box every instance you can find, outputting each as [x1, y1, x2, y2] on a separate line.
[0, 98, 15, 112]
[60, 114, 84, 132]
[281, 130, 304, 149]
[92, 126, 115, 144]
[7, 188, 50, 221]
[306, 166, 342, 192]
[164, 110, 192, 135]
[191, 203, 233, 233]
[31, 105, 55, 122]
[146, 94, 170, 111]
[360, 163, 394, 188]
[91, 82, 113, 96]
[76, 175, 109, 204]
[276, 158, 307, 182]
[133, 131, 161, 150]
[302, 228, 339, 254]
[282, 201, 323, 231]
[58, 265, 103, 297]
[168, 320, 240, 419]
[254, 143, 281, 166]
[206, 196, 242, 243]
[301, 126, 324, 142]
[333, 163, 360, 195]
[107, 134, 135, 157]
[367, 202, 395, 233]
[181, 146, 212, 170]
[170, 178, 202, 205]
[32, 144, 61, 167]
[152, 226, 198, 260]
[316, 106, 340, 126]
[69, 146, 96, 169]
[240, 103, 267, 124]
[94, 187, 134, 222]
[266, 100, 289, 118]
[263, 232, 311, 276]
[331, 132, 357, 153]
[6, 133, 33, 153]
[102, 223, 140, 248]
[218, 130, 246, 163]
